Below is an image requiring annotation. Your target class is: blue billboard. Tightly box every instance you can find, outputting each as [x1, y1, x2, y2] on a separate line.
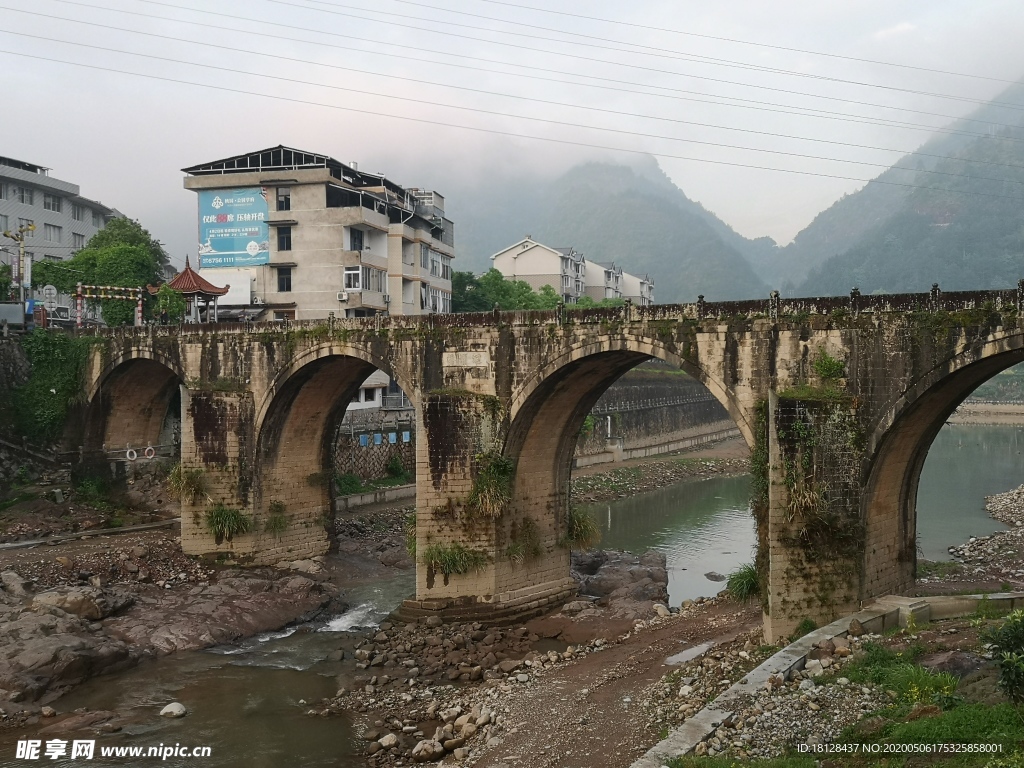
[197, 187, 270, 268]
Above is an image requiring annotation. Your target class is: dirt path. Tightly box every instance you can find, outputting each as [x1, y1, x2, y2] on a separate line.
[470, 600, 761, 768]
[571, 436, 749, 478]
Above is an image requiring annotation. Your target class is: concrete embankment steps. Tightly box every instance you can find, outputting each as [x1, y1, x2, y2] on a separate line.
[632, 592, 1024, 767]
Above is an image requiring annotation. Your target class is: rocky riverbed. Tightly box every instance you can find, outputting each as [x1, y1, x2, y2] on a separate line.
[569, 455, 748, 504]
[917, 483, 1024, 592]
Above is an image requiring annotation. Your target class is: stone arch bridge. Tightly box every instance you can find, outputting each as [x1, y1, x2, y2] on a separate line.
[72, 284, 1024, 639]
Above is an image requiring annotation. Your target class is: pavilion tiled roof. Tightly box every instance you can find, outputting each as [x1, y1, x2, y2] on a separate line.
[149, 256, 229, 296]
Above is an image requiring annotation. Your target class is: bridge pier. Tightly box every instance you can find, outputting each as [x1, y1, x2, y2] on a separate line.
[179, 388, 329, 564]
[763, 393, 864, 642]
[398, 391, 575, 622]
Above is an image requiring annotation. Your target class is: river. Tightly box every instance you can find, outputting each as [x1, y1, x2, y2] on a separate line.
[582, 424, 1023, 602]
[2, 425, 1020, 767]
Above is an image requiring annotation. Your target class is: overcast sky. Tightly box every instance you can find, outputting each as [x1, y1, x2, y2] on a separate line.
[5, 0, 1024, 266]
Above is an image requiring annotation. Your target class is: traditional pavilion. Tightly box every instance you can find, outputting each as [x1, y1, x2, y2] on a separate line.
[148, 256, 229, 322]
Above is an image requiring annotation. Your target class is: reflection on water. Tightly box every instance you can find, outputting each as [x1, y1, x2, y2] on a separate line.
[579, 474, 756, 604]
[917, 424, 1022, 560]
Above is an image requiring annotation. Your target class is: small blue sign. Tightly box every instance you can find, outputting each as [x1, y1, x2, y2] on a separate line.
[388, 432, 397, 444]
[359, 434, 369, 447]
[373, 433, 383, 445]
[402, 431, 410, 443]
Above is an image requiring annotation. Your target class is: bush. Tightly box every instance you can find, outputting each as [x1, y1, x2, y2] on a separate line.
[985, 609, 1024, 703]
[334, 473, 364, 496]
[205, 504, 252, 544]
[790, 618, 817, 640]
[421, 542, 488, 576]
[726, 563, 760, 602]
[564, 506, 601, 550]
[505, 516, 542, 564]
[468, 451, 515, 519]
[263, 500, 287, 536]
[167, 464, 207, 505]
[813, 351, 845, 381]
[386, 455, 406, 479]
[884, 663, 958, 704]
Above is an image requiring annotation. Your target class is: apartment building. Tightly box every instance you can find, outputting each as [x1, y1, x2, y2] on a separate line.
[492, 238, 654, 306]
[0, 156, 117, 283]
[621, 271, 655, 305]
[490, 237, 585, 304]
[583, 260, 623, 302]
[182, 146, 454, 320]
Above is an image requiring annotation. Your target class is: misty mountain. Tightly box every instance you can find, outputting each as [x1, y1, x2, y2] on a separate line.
[447, 159, 768, 303]
[778, 80, 1024, 294]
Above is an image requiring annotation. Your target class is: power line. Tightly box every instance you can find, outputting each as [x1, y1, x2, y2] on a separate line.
[10, 26, 1024, 187]
[49, 0, 1024, 140]
[463, 0, 1022, 86]
[5, 46, 1023, 204]
[375, 0, 1023, 99]
[289, 0, 1024, 113]
[24, 1, 1024, 153]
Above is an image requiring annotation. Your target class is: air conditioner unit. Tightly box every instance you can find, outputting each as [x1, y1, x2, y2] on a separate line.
[252, 296, 264, 305]
[382, 294, 390, 304]
[337, 291, 349, 302]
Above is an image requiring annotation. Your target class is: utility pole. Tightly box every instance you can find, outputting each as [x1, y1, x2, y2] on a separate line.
[2, 222, 35, 307]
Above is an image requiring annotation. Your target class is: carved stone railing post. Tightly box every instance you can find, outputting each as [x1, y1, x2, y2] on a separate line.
[850, 287, 861, 317]
[929, 283, 942, 312]
[768, 290, 781, 322]
[696, 295, 706, 320]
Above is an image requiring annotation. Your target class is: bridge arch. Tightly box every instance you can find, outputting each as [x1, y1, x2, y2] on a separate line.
[863, 328, 1024, 597]
[252, 343, 419, 546]
[80, 350, 186, 460]
[493, 334, 747, 602]
[507, 335, 749, 447]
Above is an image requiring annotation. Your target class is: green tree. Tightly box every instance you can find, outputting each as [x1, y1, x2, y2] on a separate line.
[152, 284, 186, 323]
[0, 263, 11, 301]
[451, 271, 491, 313]
[32, 217, 164, 326]
[85, 217, 170, 273]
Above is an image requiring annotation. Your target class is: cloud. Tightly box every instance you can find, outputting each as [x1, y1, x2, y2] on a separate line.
[873, 22, 917, 40]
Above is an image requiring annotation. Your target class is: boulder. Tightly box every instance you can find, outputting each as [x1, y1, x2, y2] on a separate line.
[1, 571, 33, 597]
[378, 733, 398, 748]
[918, 651, 986, 679]
[411, 739, 445, 762]
[159, 702, 187, 718]
[32, 587, 134, 620]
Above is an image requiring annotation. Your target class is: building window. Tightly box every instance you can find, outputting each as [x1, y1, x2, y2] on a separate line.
[0, 215, 6, 233]
[349, 228, 364, 251]
[17, 187, 33, 205]
[277, 267, 292, 292]
[72, 203, 85, 221]
[44, 224, 62, 243]
[420, 243, 429, 269]
[92, 210, 102, 227]
[273, 310, 295, 321]
[344, 266, 361, 290]
[362, 387, 377, 402]
[73, 233, 85, 249]
[43, 194, 62, 212]
[276, 189, 290, 211]
[0, 183, 6, 200]
[18, 218, 34, 236]
[277, 226, 292, 251]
